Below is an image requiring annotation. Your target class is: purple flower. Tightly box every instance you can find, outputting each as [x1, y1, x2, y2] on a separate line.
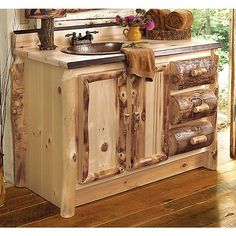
[145, 20, 155, 31]
[136, 16, 142, 22]
[115, 15, 121, 24]
[125, 15, 135, 23]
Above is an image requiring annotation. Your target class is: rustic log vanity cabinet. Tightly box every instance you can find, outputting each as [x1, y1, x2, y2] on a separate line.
[11, 28, 220, 218]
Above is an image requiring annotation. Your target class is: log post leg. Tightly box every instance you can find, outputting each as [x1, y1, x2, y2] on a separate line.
[204, 111, 218, 170]
[204, 50, 218, 171]
[60, 77, 77, 218]
[11, 57, 27, 187]
[204, 140, 217, 170]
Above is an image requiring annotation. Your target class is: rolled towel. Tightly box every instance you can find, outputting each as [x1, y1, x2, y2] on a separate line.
[145, 9, 171, 29]
[165, 10, 193, 30]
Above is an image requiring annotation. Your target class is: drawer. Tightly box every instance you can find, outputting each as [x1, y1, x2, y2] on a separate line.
[169, 89, 217, 125]
[169, 56, 218, 90]
[169, 121, 214, 156]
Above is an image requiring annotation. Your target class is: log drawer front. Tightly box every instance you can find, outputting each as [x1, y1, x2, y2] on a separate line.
[169, 56, 218, 90]
[168, 54, 218, 157]
[169, 89, 217, 125]
[169, 121, 214, 156]
[78, 71, 127, 184]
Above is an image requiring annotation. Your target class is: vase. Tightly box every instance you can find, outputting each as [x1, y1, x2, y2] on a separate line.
[123, 26, 142, 41]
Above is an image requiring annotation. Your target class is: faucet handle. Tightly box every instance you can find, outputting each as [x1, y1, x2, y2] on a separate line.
[86, 30, 99, 35]
[65, 32, 77, 38]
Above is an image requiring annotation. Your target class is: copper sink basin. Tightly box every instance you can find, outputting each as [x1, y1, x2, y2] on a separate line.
[61, 42, 123, 55]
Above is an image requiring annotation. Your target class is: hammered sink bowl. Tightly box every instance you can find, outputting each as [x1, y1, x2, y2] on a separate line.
[61, 42, 123, 55]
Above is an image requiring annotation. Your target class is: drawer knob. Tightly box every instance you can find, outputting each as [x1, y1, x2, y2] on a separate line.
[193, 103, 210, 113]
[123, 108, 130, 136]
[191, 67, 208, 77]
[190, 135, 208, 145]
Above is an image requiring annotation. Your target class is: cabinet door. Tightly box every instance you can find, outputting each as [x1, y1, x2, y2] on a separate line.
[78, 71, 127, 183]
[128, 69, 168, 169]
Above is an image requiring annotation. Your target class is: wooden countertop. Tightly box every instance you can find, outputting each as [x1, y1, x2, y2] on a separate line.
[14, 39, 221, 69]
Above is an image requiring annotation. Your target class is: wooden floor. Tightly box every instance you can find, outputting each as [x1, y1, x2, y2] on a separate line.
[1, 130, 236, 227]
[1, 161, 236, 227]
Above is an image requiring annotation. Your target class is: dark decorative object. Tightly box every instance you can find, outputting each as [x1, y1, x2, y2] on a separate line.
[38, 18, 56, 50]
[25, 9, 66, 19]
[25, 9, 66, 50]
[65, 9, 93, 13]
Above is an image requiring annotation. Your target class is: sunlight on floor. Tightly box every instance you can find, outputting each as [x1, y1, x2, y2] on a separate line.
[218, 126, 230, 164]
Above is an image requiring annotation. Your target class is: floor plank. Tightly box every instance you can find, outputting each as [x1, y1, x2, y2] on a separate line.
[1, 138, 235, 227]
[22, 168, 217, 227]
[22, 163, 236, 227]
[0, 193, 44, 215]
[138, 190, 236, 227]
[5, 187, 32, 202]
[98, 169, 236, 227]
[0, 201, 59, 227]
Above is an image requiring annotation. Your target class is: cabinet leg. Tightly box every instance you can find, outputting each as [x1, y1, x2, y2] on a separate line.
[60, 152, 77, 218]
[60, 78, 77, 218]
[203, 146, 217, 170]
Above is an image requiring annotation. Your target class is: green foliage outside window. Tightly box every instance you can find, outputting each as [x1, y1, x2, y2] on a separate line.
[191, 9, 229, 71]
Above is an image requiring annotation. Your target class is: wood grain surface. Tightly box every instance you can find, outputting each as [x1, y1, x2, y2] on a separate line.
[11, 57, 27, 187]
[0, 154, 234, 227]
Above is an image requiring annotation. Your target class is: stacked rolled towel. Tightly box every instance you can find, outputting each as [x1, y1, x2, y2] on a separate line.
[165, 10, 193, 30]
[145, 9, 193, 40]
[145, 9, 171, 29]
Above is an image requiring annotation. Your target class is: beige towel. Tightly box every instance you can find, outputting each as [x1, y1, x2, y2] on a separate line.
[145, 9, 171, 29]
[121, 46, 155, 81]
[165, 10, 193, 30]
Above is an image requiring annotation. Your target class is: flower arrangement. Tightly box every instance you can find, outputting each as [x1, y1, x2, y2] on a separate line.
[115, 9, 155, 31]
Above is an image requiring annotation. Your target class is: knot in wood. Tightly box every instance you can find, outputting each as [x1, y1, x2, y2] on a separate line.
[182, 163, 188, 168]
[72, 154, 77, 162]
[101, 142, 109, 152]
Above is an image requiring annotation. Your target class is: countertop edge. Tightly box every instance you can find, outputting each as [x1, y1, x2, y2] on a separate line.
[67, 42, 221, 69]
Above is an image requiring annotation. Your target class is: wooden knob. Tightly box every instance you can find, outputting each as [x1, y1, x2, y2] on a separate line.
[124, 114, 130, 125]
[134, 112, 140, 122]
[190, 135, 207, 145]
[193, 103, 210, 113]
[191, 67, 208, 77]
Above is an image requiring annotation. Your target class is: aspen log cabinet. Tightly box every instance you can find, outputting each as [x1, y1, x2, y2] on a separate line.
[11, 26, 220, 218]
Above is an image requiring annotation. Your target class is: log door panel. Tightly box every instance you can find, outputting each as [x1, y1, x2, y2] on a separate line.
[78, 71, 127, 183]
[128, 69, 168, 169]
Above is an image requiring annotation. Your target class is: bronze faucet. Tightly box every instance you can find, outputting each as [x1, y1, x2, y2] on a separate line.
[65, 31, 99, 46]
